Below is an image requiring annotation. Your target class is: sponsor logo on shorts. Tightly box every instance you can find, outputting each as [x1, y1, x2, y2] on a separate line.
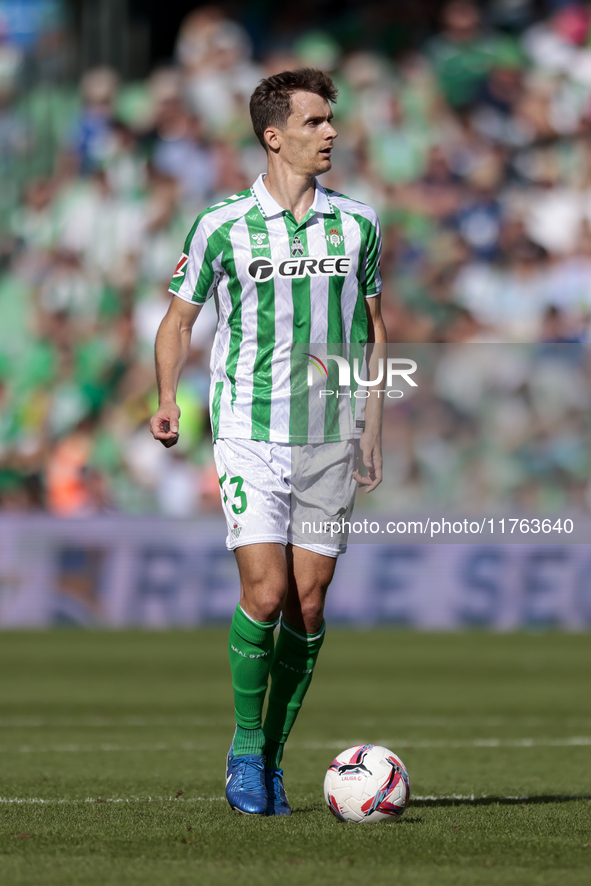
[247, 256, 352, 281]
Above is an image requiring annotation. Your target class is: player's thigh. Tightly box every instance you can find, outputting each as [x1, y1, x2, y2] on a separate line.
[289, 440, 358, 556]
[213, 438, 291, 550]
[288, 544, 338, 595]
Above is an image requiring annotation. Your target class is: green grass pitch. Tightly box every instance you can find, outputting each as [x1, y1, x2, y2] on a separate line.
[0, 630, 590, 886]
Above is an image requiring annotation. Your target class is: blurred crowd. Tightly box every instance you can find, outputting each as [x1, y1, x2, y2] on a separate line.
[2, 0, 591, 516]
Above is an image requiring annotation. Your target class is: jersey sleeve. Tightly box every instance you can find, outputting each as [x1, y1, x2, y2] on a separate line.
[360, 213, 382, 299]
[168, 216, 218, 304]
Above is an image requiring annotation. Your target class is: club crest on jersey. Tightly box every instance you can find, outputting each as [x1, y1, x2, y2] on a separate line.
[251, 232, 267, 247]
[291, 236, 305, 257]
[172, 253, 188, 278]
[327, 228, 343, 247]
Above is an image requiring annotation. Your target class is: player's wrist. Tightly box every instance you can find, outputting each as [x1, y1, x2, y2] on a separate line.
[157, 397, 179, 411]
[360, 429, 381, 446]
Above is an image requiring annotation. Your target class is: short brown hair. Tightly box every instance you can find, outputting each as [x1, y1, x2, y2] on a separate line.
[250, 68, 338, 150]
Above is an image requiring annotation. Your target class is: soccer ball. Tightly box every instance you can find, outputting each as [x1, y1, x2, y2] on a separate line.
[323, 744, 410, 823]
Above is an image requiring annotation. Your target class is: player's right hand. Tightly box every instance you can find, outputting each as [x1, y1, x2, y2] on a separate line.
[150, 403, 181, 448]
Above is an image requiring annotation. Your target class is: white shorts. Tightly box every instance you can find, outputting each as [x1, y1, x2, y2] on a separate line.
[213, 438, 358, 557]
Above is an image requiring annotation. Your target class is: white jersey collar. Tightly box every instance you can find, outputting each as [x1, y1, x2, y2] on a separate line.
[251, 173, 334, 219]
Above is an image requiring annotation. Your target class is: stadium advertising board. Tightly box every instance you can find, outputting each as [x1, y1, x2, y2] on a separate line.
[1, 515, 591, 628]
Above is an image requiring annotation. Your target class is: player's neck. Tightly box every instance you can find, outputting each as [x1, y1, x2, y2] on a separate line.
[263, 166, 316, 224]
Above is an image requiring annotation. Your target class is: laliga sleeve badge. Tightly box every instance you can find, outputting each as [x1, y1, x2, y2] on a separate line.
[172, 253, 188, 278]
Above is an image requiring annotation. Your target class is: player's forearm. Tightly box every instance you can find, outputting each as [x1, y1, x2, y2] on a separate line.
[363, 325, 387, 438]
[154, 312, 193, 405]
[363, 385, 383, 439]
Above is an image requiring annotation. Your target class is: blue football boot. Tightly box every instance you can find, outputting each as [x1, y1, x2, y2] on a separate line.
[264, 767, 292, 816]
[225, 745, 267, 815]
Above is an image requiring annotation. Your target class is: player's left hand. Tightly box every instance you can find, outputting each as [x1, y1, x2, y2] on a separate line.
[353, 433, 382, 493]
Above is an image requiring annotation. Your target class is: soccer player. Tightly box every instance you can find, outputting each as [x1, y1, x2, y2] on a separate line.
[150, 68, 386, 816]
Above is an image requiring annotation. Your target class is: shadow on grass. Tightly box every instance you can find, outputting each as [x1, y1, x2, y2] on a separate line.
[292, 803, 423, 822]
[411, 795, 591, 807]
[292, 803, 332, 814]
[291, 795, 591, 818]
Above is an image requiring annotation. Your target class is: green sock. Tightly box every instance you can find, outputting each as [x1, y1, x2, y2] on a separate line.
[264, 738, 284, 770]
[228, 605, 277, 757]
[263, 619, 326, 769]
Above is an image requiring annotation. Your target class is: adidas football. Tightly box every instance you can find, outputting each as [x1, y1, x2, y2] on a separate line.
[323, 744, 410, 823]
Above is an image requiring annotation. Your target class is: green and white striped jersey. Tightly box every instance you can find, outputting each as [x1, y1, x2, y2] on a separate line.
[169, 174, 382, 444]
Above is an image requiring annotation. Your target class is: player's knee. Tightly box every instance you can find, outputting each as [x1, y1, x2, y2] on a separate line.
[291, 588, 326, 633]
[303, 599, 325, 629]
[241, 580, 287, 623]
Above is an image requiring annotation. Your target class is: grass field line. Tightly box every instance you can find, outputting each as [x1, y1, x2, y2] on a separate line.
[303, 737, 591, 749]
[0, 796, 225, 804]
[1, 794, 590, 806]
[3, 715, 591, 728]
[1, 737, 591, 754]
[0, 717, 218, 728]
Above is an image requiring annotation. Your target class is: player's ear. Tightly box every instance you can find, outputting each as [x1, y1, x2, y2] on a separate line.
[264, 126, 281, 153]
